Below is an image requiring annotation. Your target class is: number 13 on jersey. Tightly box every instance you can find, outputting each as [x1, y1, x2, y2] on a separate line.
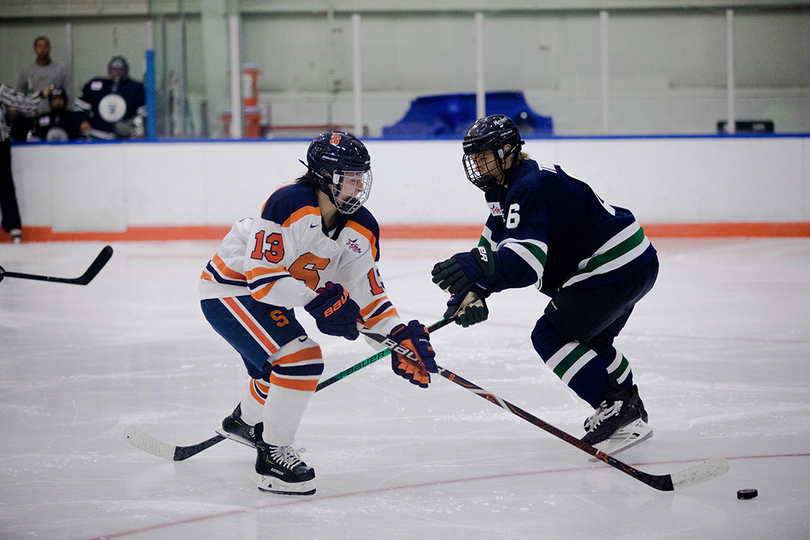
[251, 230, 284, 263]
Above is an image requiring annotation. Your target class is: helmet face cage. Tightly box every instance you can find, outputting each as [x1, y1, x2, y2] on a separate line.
[462, 151, 502, 192]
[108, 56, 129, 81]
[306, 131, 372, 214]
[328, 169, 373, 214]
[461, 114, 523, 192]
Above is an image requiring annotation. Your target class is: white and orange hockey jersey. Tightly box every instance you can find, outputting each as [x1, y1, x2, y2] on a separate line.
[200, 182, 402, 336]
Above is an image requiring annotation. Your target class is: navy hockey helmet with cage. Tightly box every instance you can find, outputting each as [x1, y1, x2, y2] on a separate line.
[303, 131, 373, 214]
[462, 114, 524, 192]
[108, 56, 129, 81]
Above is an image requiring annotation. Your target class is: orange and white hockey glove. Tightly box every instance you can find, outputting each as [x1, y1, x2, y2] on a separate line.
[389, 320, 437, 389]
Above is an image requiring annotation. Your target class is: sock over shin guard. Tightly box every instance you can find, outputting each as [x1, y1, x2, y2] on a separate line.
[261, 336, 324, 446]
[533, 318, 624, 408]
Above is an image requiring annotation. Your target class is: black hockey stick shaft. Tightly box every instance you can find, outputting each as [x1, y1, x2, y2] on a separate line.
[129, 317, 455, 460]
[0, 245, 113, 285]
[434, 366, 677, 490]
[174, 433, 226, 460]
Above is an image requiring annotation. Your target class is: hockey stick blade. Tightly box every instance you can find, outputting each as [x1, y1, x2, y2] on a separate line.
[126, 317, 457, 461]
[125, 424, 226, 461]
[1, 245, 113, 285]
[434, 366, 729, 491]
[669, 456, 729, 490]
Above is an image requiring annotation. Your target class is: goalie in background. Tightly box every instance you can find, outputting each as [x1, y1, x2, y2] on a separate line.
[199, 131, 436, 496]
[74, 56, 146, 140]
[432, 114, 659, 450]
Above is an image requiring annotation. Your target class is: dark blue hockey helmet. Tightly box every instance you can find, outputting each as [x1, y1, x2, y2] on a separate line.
[462, 114, 524, 191]
[303, 131, 372, 214]
[108, 56, 129, 81]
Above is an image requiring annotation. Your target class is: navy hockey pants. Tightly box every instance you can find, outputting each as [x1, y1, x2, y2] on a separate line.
[201, 295, 306, 380]
[531, 256, 659, 408]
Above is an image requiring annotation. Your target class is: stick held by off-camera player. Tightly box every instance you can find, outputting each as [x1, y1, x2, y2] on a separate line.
[0, 245, 113, 285]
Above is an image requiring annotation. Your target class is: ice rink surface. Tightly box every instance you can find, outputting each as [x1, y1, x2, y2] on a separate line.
[1, 237, 809, 540]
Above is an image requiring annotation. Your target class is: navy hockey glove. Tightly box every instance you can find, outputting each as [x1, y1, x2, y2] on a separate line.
[389, 320, 437, 388]
[444, 289, 489, 328]
[431, 245, 496, 294]
[304, 282, 361, 341]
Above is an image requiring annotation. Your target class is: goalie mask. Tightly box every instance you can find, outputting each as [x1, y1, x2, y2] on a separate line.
[107, 56, 129, 82]
[303, 131, 372, 214]
[462, 114, 524, 192]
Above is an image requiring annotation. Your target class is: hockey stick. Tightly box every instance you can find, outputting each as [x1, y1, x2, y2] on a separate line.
[316, 317, 454, 391]
[436, 367, 728, 491]
[125, 317, 456, 461]
[0, 245, 113, 285]
[359, 329, 729, 491]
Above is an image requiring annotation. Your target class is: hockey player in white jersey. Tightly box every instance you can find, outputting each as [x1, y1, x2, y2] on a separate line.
[200, 131, 436, 495]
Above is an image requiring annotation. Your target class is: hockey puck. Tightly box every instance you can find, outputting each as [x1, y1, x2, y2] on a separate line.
[737, 489, 758, 500]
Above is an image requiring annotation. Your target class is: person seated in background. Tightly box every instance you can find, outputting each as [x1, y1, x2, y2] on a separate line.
[74, 56, 146, 140]
[28, 88, 81, 142]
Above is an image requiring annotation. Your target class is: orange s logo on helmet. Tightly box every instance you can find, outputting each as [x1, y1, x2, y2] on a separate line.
[330, 133, 342, 147]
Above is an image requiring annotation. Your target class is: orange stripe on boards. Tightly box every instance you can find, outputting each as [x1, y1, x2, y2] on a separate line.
[222, 297, 278, 355]
[381, 224, 483, 239]
[5, 223, 810, 243]
[642, 223, 810, 238]
[9, 226, 232, 243]
[269, 374, 319, 392]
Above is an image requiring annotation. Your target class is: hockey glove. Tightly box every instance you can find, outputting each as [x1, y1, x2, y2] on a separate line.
[444, 289, 489, 328]
[389, 320, 437, 389]
[304, 282, 361, 341]
[431, 244, 496, 294]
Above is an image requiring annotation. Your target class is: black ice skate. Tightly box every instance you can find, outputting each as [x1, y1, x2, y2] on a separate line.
[255, 424, 316, 496]
[215, 403, 257, 448]
[582, 385, 649, 446]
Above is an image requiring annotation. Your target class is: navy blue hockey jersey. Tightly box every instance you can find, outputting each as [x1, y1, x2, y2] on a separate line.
[74, 77, 146, 138]
[480, 159, 656, 296]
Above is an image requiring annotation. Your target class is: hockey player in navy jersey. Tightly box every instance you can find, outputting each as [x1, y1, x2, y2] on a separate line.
[432, 114, 659, 451]
[200, 131, 436, 495]
[74, 56, 146, 140]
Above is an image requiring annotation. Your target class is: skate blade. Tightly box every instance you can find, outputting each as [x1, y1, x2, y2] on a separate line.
[588, 420, 653, 461]
[257, 475, 316, 496]
[215, 428, 255, 448]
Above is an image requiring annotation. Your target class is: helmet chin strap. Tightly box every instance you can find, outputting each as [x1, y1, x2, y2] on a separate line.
[496, 145, 518, 187]
[316, 190, 339, 228]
